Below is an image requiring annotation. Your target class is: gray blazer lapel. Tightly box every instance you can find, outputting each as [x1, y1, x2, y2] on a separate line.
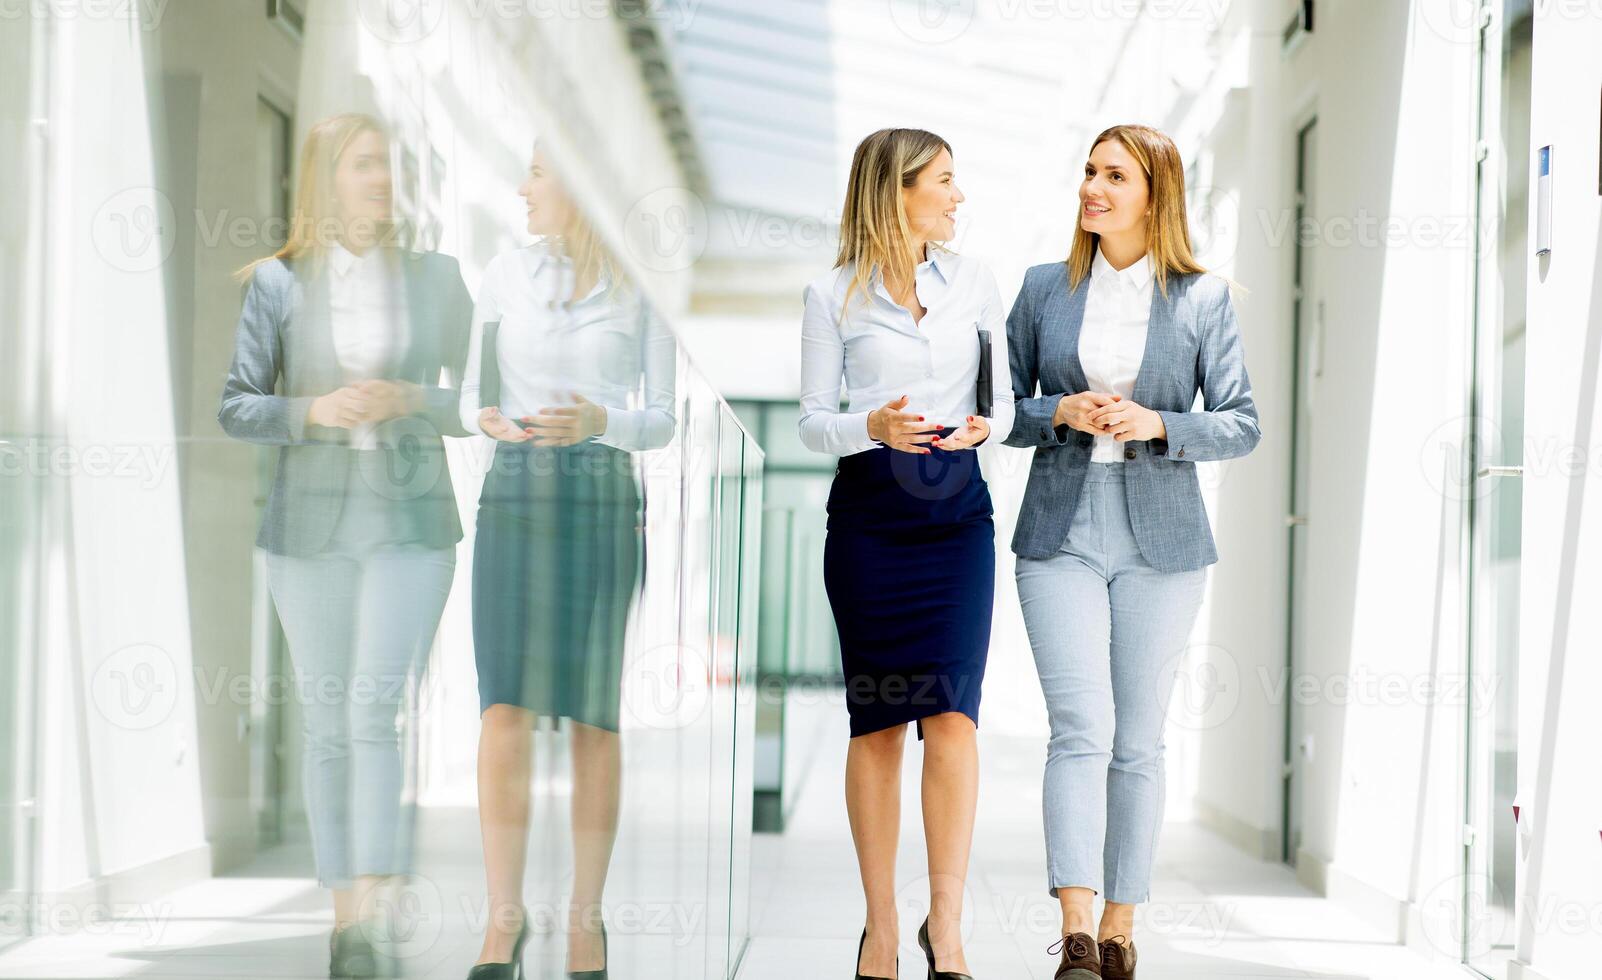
[287, 265, 343, 395]
[1130, 279, 1173, 405]
[1047, 275, 1091, 395]
[396, 254, 430, 380]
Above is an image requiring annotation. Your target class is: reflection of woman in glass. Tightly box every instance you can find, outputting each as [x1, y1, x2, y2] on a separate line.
[219, 112, 472, 978]
[460, 145, 674, 980]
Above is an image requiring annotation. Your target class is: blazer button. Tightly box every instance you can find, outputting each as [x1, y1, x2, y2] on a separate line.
[1177, 447, 1186, 458]
[1123, 447, 1136, 461]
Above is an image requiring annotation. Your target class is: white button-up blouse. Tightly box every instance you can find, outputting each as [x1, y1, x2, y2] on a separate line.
[797, 246, 1014, 457]
[457, 244, 676, 452]
[1079, 248, 1154, 463]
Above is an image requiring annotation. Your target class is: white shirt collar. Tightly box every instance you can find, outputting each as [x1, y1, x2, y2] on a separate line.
[1091, 247, 1152, 290]
[527, 242, 612, 305]
[329, 243, 363, 278]
[919, 244, 954, 284]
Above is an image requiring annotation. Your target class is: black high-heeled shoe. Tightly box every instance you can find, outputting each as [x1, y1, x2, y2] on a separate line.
[466, 907, 530, 980]
[330, 924, 378, 979]
[855, 927, 898, 980]
[568, 921, 608, 980]
[917, 917, 974, 980]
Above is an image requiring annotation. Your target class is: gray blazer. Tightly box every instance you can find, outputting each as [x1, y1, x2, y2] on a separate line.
[218, 251, 473, 557]
[1002, 262, 1261, 572]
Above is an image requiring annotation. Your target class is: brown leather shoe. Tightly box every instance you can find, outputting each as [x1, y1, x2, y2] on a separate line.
[1099, 935, 1136, 980]
[1048, 931, 1100, 979]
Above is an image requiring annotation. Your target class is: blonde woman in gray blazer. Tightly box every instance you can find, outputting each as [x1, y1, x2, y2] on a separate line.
[1003, 124, 1260, 980]
[219, 113, 470, 979]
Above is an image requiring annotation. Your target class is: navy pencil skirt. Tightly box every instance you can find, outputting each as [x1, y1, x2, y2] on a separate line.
[822, 432, 995, 739]
[471, 440, 641, 731]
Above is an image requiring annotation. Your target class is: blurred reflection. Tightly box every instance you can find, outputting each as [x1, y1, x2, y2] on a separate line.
[460, 144, 675, 979]
[218, 113, 471, 977]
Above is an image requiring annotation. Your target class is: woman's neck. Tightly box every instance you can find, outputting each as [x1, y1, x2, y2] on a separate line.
[1096, 232, 1146, 271]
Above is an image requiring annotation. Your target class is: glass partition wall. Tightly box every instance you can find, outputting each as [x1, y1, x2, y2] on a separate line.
[0, 4, 43, 952]
[0, 3, 762, 977]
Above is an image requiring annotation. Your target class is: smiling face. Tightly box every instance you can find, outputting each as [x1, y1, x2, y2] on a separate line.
[901, 146, 963, 245]
[1079, 137, 1150, 241]
[331, 127, 392, 242]
[519, 147, 578, 237]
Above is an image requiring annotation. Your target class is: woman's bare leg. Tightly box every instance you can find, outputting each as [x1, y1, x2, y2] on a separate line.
[476, 704, 535, 964]
[847, 723, 907, 978]
[919, 712, 977, 976]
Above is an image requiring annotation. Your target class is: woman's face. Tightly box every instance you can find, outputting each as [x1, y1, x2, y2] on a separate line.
[901, 146, 963, 244]
[332, 128, 392, 238]
[519, 148, 577, 237]
[1079, 138, 1150, 239]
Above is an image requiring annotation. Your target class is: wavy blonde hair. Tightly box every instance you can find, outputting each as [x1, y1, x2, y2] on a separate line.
[835, 127, 952, 315]
[235, 112, 403, 283]
[530, 143, 621, 300]
[1066, 124, 1205, 298]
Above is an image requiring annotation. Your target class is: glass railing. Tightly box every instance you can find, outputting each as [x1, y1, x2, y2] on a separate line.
[0, 3, 764, 977]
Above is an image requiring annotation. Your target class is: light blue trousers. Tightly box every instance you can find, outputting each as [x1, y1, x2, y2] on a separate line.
[266, 459, 456, 889]
[1015, 462, 1206, 904]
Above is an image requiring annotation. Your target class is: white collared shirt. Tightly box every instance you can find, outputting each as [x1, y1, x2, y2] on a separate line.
[329, 243, 408, 450]
[797, 246, 1014, 457]
[457, 243, 676, 452]
[1080, 247, 1154, 463]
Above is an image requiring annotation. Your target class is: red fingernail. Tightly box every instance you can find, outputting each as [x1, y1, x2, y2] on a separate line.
[918, 416, 925, 421]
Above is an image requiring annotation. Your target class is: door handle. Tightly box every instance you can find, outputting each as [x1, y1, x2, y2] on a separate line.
[1476, 465, 1523, 478]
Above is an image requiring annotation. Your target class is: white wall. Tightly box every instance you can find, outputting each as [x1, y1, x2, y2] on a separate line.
[1133, 0, 1488, 952]
[34, 8, 211, 899]
[1513, 7, 1602, 978]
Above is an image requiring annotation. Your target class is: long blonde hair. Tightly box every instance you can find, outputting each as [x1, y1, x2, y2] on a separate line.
[835, 127, 952, 314]
[1066, 124, 1205, 298]
[531, 142, 621, 299]
[235, 112, 402, 282]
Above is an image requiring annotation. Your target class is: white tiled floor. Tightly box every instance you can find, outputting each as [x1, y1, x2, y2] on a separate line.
[736, 700, 1479, 980]
[0, 697, 1483, 980]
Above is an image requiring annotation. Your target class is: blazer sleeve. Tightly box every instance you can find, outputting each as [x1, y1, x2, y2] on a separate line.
[417, 255, 473, 438]
[1003, 266, 1071, 448]
[217, 263, 320, 446]
[1155, 281, 1262, 463]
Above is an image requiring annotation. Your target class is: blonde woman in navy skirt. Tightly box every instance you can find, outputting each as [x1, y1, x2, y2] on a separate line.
[798, 128, 1014, 980]
[458, 145, 674, 980]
